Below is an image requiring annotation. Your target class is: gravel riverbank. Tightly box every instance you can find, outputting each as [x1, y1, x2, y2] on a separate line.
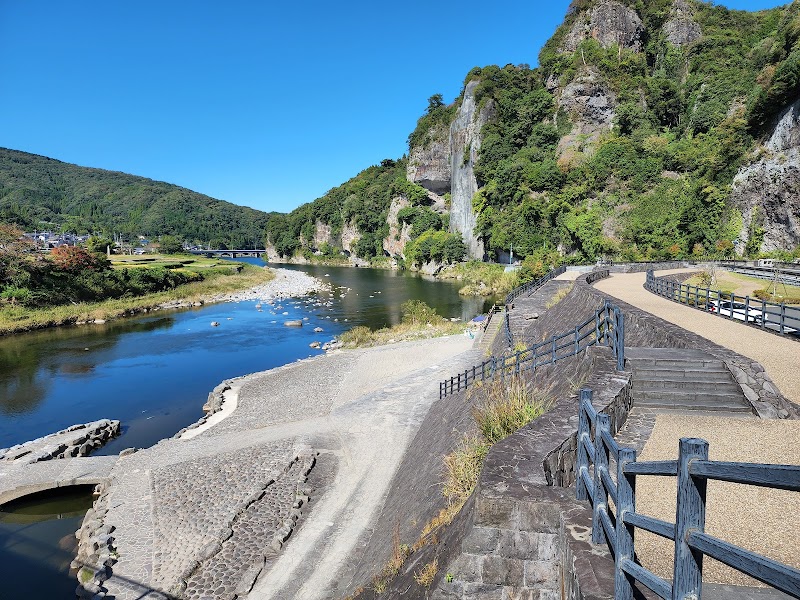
[203, 267, 329, 303]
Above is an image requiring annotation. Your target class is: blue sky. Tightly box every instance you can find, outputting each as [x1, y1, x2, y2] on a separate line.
[0, 0, 789, 214]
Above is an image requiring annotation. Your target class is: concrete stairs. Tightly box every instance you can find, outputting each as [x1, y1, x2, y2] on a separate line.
[626, 347, 752, 415]
[476, 311, 503, 355]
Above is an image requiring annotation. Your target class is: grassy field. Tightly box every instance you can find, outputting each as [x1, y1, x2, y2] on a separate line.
[0, 257, 273, 335]
[685, 270, 800, 304]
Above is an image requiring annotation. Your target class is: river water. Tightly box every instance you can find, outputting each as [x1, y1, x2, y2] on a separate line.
[0, 261, 492, 597]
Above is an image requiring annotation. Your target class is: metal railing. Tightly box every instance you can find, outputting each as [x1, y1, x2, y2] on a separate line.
[645, 270, 799, 337]
[439, 302, 624, 398]
[503, 265, 568, 346]
[505, 265, 567, 304]
[576, 389, 800, 600]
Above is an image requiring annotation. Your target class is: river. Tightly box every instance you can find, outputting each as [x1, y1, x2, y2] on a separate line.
[0, 261, 493, 598]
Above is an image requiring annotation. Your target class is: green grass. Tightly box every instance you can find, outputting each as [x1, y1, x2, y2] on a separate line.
[0, 263, 274, 335]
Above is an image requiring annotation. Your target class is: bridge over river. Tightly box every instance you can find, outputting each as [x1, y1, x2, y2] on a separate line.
[187, 249, 265, 258]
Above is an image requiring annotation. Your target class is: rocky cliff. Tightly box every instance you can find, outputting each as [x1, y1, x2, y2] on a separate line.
[663, 0, 702, 47]
[406, 127, 451, 197]
[449, 80, 494, 260]
[732, 97, 800, 252]
[560, 0, 644, 53]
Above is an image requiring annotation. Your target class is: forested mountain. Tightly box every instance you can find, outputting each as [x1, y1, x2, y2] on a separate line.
[268, 0, 800, 267]
[0, 148, 270, 248]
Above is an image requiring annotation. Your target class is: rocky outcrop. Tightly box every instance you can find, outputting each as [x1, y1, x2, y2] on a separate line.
[383, 196, 412, 257]
[556, 68, 616, 162]
[561, 1, 644, 53]
[0, 419, 120, 463]
[731, 97, 800, 252]
[407, 127, 451, 196]
[312, 220, 332, 250]
[450, 80, 494, 260]
[340, 220, 360, 255]
[663, 0, 701, 47]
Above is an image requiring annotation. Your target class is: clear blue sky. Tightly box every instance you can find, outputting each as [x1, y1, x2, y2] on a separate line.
[0, 0, 788, 214]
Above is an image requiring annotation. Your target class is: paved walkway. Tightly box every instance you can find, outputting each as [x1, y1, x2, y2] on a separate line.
[93, 334, 479, 599]
[594, 270, 799, 404]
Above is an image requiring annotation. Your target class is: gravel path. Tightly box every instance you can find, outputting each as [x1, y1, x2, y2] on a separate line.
[635, 414, 800, 587]
[594, 269, 799, 403]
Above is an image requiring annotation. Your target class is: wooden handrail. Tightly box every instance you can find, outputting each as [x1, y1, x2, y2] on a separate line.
[576, 390, 800, 599]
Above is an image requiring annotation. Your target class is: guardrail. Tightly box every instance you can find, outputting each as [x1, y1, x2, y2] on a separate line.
[505, 265, 567, 305]
[645, 270, 799, 336]
[576, 389, 800, 599]
[439, 301, 624, 398]
[503, 266, 568, 346]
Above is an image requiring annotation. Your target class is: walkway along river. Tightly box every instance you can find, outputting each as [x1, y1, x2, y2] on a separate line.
[0, 262, 492, 598]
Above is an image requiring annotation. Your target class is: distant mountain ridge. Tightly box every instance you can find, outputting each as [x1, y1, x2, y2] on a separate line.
[0, 148, 271, 248]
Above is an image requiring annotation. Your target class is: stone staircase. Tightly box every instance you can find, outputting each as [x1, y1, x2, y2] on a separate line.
[626, 347, 752, 415]
[476, 311, 503, 354]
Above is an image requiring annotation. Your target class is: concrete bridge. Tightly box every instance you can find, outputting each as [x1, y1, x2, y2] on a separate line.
[0, 455, 118, 504]
[187, 249, 266, 259]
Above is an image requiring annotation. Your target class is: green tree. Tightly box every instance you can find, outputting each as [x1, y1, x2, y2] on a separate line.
[159, 235, 184, 254]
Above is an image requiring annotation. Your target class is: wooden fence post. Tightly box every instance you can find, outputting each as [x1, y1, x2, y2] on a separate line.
[673, 438, 709, 600]
[616, 308, 625, 371]
[592, 412, 611, 545]
[616, 446, 637, 600]
[576, 389, 592, 501]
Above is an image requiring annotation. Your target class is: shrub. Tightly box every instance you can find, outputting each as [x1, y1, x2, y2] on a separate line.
[442, 434, 489, 503]
[470, 376, 550, 445]
[338, 326, 372, 347]
[400, 300, 441, 326]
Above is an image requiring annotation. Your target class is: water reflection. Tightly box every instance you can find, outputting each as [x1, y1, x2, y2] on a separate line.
[0, 315, 175, 418]
[0, 486, 95, 598]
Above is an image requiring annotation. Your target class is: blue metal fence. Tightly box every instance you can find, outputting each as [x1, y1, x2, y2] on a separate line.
[576, 389, 800, 599]
[439, 301, 624, 398]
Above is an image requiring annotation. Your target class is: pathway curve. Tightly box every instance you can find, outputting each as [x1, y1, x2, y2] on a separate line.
[594, 269, 799, 403]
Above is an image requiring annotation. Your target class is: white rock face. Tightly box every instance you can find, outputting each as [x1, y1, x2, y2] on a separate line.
[340, 220, 360, 255]
[449, 80, 494, 260]
[561, 1, 645, 53]
[383, 196, 412, 257]
[312, 220, 332, 250]
[731, 98, 800, 251]
[556, 68, 616, 160]
[406, 127, 451, 195]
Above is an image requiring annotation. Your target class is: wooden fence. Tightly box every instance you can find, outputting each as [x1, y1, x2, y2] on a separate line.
[439, 301, 624, 398]
[576, 389, 800, 599]
[645, 270, 799, 337]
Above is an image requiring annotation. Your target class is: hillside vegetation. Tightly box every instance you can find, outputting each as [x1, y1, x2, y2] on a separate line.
[0, 148, 270, 249]
[267, 0, 800, 268]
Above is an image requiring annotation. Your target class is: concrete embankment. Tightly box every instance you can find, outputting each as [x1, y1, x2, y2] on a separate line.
[61, 334, 478, 600]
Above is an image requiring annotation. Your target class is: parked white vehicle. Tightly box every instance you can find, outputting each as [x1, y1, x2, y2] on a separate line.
[707, 300, 764, 323]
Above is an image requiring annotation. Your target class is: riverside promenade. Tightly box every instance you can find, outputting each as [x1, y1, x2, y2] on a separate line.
[84, 333, 480, 599]
[594, 269, 799, 403]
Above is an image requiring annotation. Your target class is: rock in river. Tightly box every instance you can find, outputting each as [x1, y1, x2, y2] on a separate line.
[284, 320, 303, 327]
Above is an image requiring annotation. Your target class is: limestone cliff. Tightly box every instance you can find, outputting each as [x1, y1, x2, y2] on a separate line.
[555, 68, 616, 163]
[732, 97, 800, 252]
[663, 0, 701, 47]
[560, 0, 644, 53]
[383, 196, 412, 257]
[449, 80, 494, 260]
[406, 127, 451, 196]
